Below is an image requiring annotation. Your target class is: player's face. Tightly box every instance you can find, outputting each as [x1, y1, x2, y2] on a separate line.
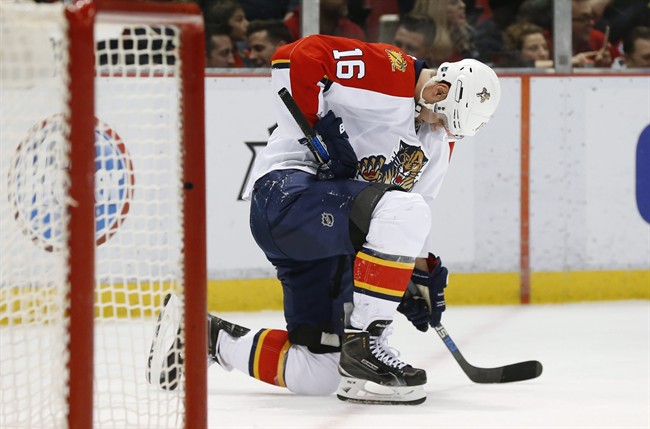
[229, 8, 249, 41]
[247, 31, 279, 67]
[418, 82, 454, 136]
[521, 33, 550, 61]
[626, 38, 650, 68]
[393, 27, 427, 61]
[208, 35, 235, 68]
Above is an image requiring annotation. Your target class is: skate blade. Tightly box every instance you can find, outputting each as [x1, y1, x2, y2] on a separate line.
[336, 377, 426, 405]
[146, 293, 183, 390]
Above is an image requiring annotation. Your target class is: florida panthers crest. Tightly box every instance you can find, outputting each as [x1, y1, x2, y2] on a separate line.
[357, 141, 428, 191]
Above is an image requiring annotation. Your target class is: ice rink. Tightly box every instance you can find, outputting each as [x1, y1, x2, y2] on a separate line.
[207, 301, 649, 429]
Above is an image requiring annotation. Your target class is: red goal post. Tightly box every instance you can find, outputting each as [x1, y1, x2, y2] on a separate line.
[0, 1, 206, 428]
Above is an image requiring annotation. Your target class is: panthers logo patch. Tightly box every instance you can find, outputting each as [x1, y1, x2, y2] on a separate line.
[357, 141, 428, 191]
[476, 87, 490, 103]
[385, 49, 407, 73]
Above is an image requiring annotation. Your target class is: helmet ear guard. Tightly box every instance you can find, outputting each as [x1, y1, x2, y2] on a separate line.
[419, 59, 501, 139]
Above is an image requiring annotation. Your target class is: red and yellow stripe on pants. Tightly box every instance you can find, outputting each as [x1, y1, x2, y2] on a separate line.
[248, 329, 291, 387]
[353, 250, 415, 302]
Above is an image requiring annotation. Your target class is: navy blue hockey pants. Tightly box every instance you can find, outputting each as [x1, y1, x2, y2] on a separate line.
[249, 169, 372, 348]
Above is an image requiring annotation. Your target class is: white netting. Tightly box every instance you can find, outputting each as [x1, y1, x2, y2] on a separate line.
[0, 3, 71, 428]
[92, 19, 186, 429]
[1, 3, 192, 428]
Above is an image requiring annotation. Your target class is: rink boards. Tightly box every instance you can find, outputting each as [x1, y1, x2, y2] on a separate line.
[2, 74, 648, 309]
[204, 73, 649, 307]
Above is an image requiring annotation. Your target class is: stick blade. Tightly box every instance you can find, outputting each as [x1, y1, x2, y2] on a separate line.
[465, 360, 543, 384]
[499, 360, 543, 383]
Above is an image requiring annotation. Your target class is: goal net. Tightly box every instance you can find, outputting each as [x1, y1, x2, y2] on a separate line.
[0, 1, 207, 428]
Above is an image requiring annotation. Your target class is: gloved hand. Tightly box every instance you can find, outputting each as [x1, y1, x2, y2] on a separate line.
[397, 253, 448, 332]
[313, 110, 357, 179]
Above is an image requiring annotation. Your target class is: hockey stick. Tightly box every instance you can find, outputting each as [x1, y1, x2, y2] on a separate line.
[404, 282, 542, 383]
[433, 323, 543, 383]
[277, 87, 334, 179]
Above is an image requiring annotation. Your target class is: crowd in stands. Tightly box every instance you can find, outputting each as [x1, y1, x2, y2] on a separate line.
[116, 0, 650, 70]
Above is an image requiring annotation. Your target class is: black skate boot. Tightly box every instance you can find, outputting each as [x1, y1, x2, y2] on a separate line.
[207, 313, 251, 370]
[337, 320, 427, 405]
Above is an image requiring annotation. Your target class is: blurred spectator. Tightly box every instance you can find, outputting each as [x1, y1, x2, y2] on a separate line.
[205, 0, 250, 67]
[238, 0, 292, 21]
[411, 0, 478, 65]
[363, 0, 400, 42]
[612, 26, 650, 68]
[246, 20, 293, 67]
[464, 0, 486, 26]
[501, 21, 550, 67]
[284, 0, 366, 41]
[347, 0, 373, 34]
[516, 0, 553, 33]
[590, 0, 615, 21]
[392, 14, 437, 64]
[571, 0, 618, 67]
[593, 0, 650, 48]
[398, 0, 418, 15]
[473, 0, 494, 24]
[474, 0, 523, 65]
[206, 24, 236, 67]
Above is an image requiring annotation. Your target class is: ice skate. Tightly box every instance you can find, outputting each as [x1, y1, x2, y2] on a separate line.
[337, 320, 427, 405]
[208, 313, 251, 370]
[146, 293, 183, 390]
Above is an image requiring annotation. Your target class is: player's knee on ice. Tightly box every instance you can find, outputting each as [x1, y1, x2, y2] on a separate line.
[365, 191, 431, 256]
[284, 345, 340, 396]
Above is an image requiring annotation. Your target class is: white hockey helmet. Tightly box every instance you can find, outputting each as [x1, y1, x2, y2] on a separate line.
[418, 59, 501, 138]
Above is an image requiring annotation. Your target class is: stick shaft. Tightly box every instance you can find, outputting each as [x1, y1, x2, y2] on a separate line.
[433, 323, 543, 383]
[277, 87, 330, 164]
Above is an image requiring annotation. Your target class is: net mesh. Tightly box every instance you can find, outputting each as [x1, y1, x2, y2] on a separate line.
[1, 3, 192, 428]
[1, 3, 71, 428]
[92, 19, 186, 429]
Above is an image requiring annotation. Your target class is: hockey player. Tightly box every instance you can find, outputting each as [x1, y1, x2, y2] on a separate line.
[149, 34, 500, 405]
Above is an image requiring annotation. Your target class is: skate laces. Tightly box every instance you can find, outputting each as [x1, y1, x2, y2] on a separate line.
[369, 325, 406, 369]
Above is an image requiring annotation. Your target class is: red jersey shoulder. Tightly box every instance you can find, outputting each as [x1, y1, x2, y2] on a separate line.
[273, 35, 416, 98]
[271, 41, 296, 63]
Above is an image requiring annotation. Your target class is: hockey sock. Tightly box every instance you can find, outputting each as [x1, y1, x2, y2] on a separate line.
[350, 248, 415, 329]
[247, 329, 291, 388]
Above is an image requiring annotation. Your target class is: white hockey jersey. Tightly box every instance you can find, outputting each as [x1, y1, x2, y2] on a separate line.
[242, 35, 453, 204]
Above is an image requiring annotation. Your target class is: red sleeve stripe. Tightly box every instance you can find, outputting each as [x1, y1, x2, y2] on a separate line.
[248, 329, 290, 387]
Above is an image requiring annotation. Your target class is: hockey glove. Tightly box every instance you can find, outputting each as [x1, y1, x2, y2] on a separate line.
[313, 110, 357, 179]
[397, 253, 448, 332]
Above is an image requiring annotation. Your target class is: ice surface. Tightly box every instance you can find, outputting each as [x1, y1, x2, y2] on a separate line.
[206, 301, 649, 429]
[5, 301, 646, 428]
